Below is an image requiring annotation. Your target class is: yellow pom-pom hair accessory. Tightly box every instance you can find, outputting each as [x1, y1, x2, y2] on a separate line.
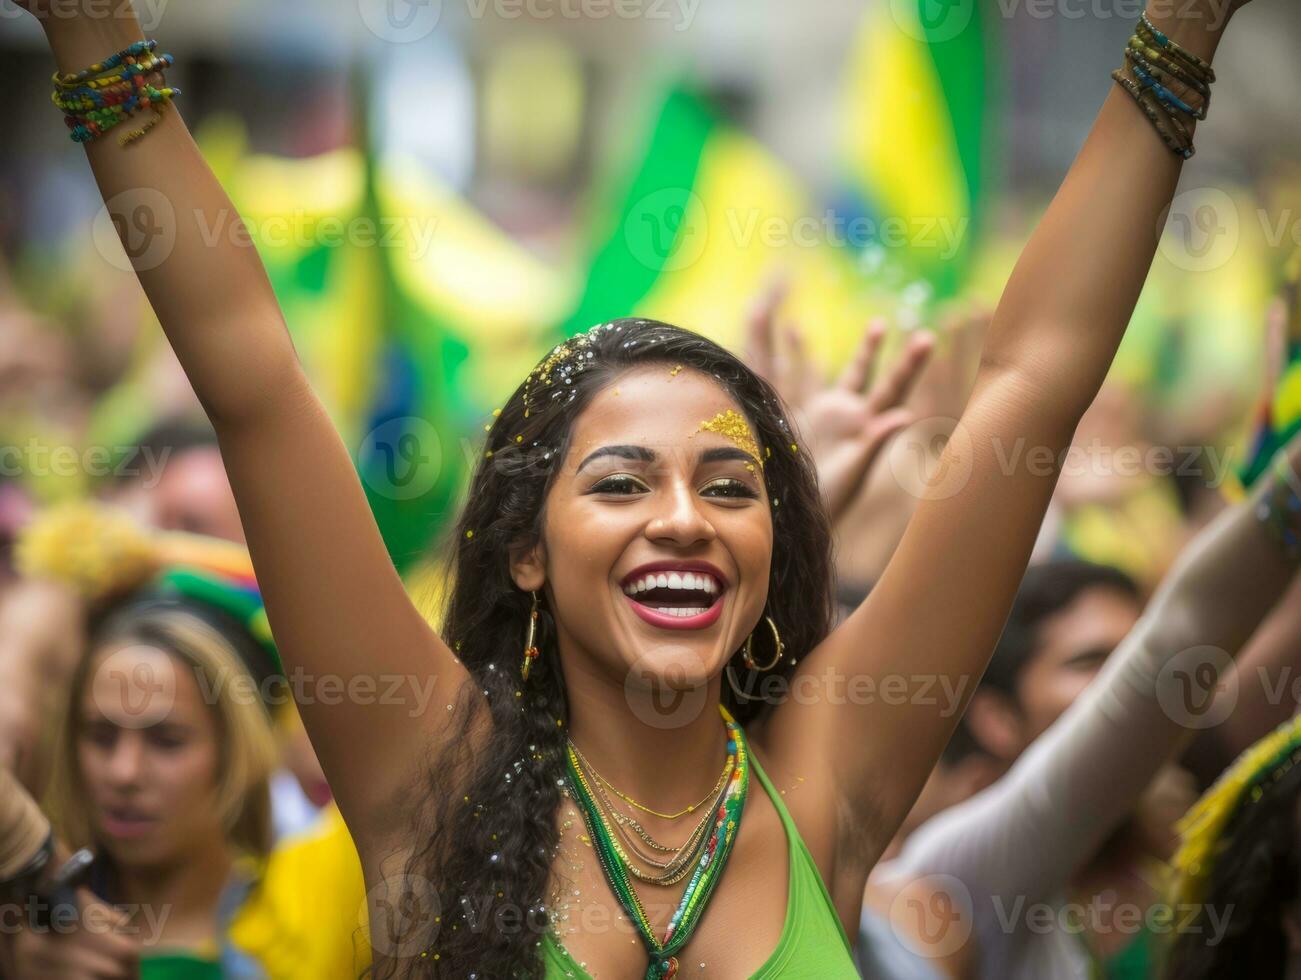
[14, 500, 280, 674]
[14, 500, 156, 602]
[1169, 713, 1301, 908]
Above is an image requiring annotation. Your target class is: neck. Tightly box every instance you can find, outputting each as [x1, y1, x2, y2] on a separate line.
[114, 834, 235, 934]
[564, 667, 734, 816]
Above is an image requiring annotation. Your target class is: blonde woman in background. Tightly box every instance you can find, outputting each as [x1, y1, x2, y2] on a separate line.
[4, 505, 369, 980]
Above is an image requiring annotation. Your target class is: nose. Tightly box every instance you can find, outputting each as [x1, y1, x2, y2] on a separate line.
[646, 480, 717, 548]
[104, 731, 147, 787]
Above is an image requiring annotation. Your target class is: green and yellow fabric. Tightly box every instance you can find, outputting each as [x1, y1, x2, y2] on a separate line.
[559, 87, 880, 375]
[838, 0, 999, 300]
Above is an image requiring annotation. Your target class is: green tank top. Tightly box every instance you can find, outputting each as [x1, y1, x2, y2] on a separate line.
[541, 747, 859, 977]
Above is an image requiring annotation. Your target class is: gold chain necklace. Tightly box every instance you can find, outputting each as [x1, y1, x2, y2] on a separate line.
[568, 741, 730, 820]
[596, 759, 734, 856]
[568, 749, 733, 886]
[591, 772, 717, 873]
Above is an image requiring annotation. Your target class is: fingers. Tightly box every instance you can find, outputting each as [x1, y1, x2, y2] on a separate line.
[858, 407, 914, 467]
[745, 277, 788, 384]
[784, 324, 814, 406]
[821, 407, 915, 524]
[837, 318, 888, 393]
[865, 332, 935, 413]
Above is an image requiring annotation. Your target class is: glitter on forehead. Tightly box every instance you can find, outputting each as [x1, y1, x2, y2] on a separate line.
[698, 409, 763, 467]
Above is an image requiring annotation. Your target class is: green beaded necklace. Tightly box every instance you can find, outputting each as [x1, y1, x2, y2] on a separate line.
[563, 703, 749, 980]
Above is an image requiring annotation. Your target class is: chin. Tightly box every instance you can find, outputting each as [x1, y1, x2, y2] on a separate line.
[99, 835, 172, 871]
[619, 636, 726, 691]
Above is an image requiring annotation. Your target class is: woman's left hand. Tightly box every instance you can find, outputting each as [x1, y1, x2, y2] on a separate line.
[745, 282, 933, 524]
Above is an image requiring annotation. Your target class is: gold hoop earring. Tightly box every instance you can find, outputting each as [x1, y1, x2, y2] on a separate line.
[742, 615, 784, 672]
[521, 591, 541, 681]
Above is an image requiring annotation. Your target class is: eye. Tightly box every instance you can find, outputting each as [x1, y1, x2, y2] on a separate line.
[589, 474, 650, 496]
[83, 722, 117, 748]
[147, 727, 188, 750]
[702, 478, 760, 500]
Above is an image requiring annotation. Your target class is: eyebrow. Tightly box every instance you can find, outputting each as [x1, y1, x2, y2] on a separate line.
[576, 444, 761, 473]
[577, 445, 657, 472]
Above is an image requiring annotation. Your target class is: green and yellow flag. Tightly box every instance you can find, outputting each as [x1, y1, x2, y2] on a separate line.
[560, 87, 878, 372]
[839, 0, 999, 299]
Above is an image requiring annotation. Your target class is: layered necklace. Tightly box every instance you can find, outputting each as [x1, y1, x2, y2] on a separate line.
[563, 703, 749, 980]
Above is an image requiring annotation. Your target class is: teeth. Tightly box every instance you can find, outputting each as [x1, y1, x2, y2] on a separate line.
[621, 570, 724, 597]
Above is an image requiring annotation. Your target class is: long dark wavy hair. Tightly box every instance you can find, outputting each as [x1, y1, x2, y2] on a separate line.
[1163, 762, 1301, 980]
[380, 320, 835, 978]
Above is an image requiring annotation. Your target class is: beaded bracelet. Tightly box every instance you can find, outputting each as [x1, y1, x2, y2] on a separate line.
[1124, 48, 1208, 119]
[50, 38, 180, 146]
[1113, 13, 1215, 159]
[1127, 36, 1211, 99]
[1138, 11, 1216, 84]
[1111, 69, 1194, 159]
[1256, 453, 1301, 561]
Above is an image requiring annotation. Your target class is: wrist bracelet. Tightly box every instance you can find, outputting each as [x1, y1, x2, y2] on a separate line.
[1112, 12, 1216, 159]
[1127, 37, 1211, 99]
[50, 38, 180, 146]
[1112, 69, 1195, 159]
[1139, 11, 1216, 84]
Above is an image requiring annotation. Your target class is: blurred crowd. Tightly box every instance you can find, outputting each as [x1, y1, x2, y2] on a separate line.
[3, 2, 1301, 977]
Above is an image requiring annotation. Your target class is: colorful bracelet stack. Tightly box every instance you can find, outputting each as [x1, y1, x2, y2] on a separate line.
[50, 38, 180, 146]
[1111, 11, 1216, 159]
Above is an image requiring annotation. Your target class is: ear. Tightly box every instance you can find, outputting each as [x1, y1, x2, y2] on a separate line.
[962, 689, 1027, 764]
[510, 538, 546, 593]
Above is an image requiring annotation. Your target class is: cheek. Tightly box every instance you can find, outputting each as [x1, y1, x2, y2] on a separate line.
[728, 512, 774, 581]
[1025, 667, 1098, 726]
[155, 743, 222, 808]
[76, 742, 109, 797]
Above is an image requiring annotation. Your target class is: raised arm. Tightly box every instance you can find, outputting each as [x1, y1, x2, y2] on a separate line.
[879, 434, 1301, 942]
[22, 3, 473, 844]
[764, 0, 1247, 840]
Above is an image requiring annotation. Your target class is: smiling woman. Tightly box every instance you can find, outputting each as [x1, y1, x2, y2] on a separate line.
[414, 321, 835, 976]
[11, 0, 1261, 975]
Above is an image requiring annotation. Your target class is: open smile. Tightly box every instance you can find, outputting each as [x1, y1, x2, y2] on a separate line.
[619, 562, 727, 630]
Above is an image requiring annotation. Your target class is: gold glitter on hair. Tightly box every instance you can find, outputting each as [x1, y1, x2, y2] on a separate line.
[698, 409, 763, 467]
[669, 364, 684, 377]
[521, 332, 593, 415]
